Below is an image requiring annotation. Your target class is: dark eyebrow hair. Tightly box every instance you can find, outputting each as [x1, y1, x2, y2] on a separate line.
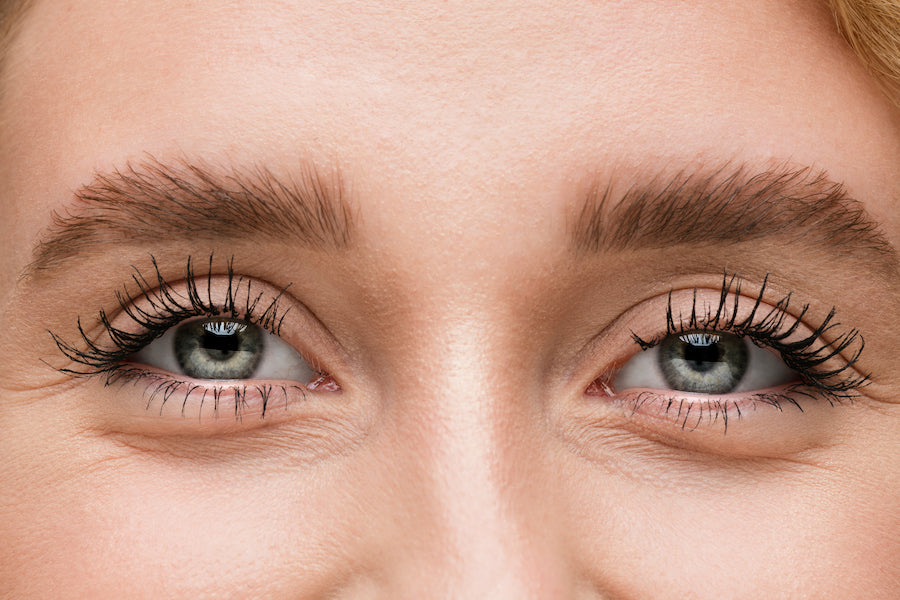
[571, 164, 899, 279]
[24, 157, 353, 277]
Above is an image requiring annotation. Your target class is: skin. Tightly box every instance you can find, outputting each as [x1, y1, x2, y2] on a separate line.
[1, 0, 899, 597]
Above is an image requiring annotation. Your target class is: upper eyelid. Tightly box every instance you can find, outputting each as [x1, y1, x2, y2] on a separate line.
[670, 306, 862, 374]
[49, 255, 304, 376]
[564, 275, 869, 396]
[640, 278, 867, 365]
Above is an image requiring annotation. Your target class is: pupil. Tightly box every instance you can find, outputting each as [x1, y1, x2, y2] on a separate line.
[174, 318, 263, 380]
[657, 331, 749, 394]
[201, 329, 242, 360]
[682, 342, 721, 373]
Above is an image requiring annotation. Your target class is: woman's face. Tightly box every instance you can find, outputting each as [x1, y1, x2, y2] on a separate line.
[1, 0, 899, 597]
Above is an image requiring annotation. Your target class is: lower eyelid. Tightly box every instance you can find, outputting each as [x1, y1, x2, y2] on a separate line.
[613, 388, 794, 428]
[87, 370, 371, 452]
[618, 385, 842, 447]
[561, 386, 841, 460]
[106, 368, 312, 422]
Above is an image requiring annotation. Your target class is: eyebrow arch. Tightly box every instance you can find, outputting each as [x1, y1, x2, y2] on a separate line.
[571, 163, 899, 280]
[24, 156, 353, 277]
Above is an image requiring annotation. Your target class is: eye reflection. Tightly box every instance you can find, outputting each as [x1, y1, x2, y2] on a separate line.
[658, 333, 747, 394]
[615, 331, 796, 394]
[175, 319, 263, 379]
[130, 317, 317, 383]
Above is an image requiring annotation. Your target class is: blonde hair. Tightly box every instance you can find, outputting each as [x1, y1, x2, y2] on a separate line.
[828, 0, 900, 104]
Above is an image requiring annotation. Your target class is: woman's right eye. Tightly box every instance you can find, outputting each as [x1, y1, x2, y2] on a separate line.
[130, 317, 318, 384]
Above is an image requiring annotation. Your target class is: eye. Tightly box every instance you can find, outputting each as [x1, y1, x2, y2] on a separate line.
[130, 317, 317, 383]
[614, 331, 796, 394]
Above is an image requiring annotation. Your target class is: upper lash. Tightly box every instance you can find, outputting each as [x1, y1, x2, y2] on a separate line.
[630, 271, 869, 402]
[49, 253, 290, 376]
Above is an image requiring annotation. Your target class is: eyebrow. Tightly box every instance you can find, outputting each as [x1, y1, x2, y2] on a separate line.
[571, 163, 899, 279]
[24, 157, 353, 277]
[24, 159, 898, 283]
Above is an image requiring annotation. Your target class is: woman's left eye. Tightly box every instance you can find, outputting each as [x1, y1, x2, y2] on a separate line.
[129, 317, 317, 383]
[614, 331, 796, 394]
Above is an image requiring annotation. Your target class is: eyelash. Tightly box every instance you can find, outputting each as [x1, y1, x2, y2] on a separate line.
[50, 254, 312, 419]
[622, 272, 869, 422]
[53, 260, 868, 426]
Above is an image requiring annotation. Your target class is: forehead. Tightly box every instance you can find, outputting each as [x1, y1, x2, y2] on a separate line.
[1, 0, 898, 253]
[3, 2, 892, 148]
[2, 2, 873, 144]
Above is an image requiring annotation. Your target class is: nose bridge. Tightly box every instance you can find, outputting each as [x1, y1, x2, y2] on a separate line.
[384, 313, 572, 598]
[423, 405, 568, 598]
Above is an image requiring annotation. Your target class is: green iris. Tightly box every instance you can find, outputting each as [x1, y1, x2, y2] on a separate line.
[658, 332, 748, 394]
[174, 318, 263, 380]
